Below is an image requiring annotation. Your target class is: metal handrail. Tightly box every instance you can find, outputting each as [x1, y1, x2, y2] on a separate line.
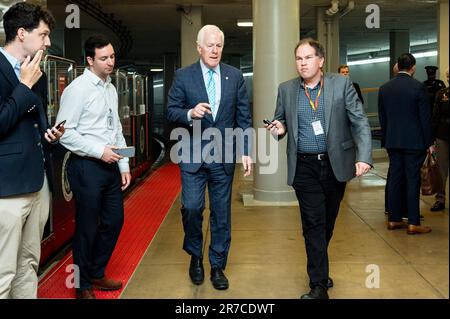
[43, 55, 76, 124]
[43, 54, 76, 65]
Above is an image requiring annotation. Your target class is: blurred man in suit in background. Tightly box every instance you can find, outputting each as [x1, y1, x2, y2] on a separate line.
[338, 64, 364, 105]
[378, 53, 434, 235]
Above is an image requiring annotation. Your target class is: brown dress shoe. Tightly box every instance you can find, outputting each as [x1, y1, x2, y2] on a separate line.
[91, 277, 123, 290]
[407, 224, 432, 235]
[387, 221, 407, 230]
[76, 288, 96, 299]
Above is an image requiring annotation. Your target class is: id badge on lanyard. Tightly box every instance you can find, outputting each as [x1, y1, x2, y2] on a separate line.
[312, 120, 324, 136]
[304, 79, 324, 136]
[107, 108, 114, 130]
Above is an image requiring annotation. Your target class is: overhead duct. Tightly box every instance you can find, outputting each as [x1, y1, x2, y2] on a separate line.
[325, 0, 339, 16]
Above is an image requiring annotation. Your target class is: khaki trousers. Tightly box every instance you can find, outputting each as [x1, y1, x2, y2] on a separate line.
[0, 176, 50, 299]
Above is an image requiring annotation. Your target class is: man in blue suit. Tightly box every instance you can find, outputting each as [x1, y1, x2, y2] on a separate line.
[0, 3, 63, 298]
[167, 24, 252, 290]
[378, 53, 434, 235]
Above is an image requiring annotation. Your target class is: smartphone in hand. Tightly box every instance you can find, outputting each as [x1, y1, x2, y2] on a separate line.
[263, 119, 273, 125]
[55, 120, 66, 131]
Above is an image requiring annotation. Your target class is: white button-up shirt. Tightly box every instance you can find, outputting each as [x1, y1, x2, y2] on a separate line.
[57, 68, 129, 173]
[199, 59, 221, 111]
[187, 60, 221, 122]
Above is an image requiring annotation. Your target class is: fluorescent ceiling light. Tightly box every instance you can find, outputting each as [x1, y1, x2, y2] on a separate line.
[150, 68, 163, 72]
[413, 50, 437, 58]
[237, 19, 253, 27]
[347, 57, 389, 66]
[348, 50, 438, 66]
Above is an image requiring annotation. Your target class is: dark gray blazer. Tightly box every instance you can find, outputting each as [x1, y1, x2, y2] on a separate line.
[274, 73, 373, 185]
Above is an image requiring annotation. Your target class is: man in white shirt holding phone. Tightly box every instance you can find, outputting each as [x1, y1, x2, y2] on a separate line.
[56, 34, 131, 299]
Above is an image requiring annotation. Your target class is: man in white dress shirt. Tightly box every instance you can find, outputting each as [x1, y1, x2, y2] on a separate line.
[57, 34, 131, 299]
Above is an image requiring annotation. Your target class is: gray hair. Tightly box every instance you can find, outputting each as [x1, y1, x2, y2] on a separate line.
[196, 25, 225, 47]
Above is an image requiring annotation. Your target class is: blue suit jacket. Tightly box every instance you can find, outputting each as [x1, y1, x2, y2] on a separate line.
[378, 73, 433, 150]
[0, 51, 54, 197]
[167, 61, 252, 175]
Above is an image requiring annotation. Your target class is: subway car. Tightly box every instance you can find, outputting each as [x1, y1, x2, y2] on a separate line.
[39, 55, 160, 266]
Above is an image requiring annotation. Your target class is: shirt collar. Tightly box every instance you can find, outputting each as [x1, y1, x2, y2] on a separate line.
[398, 71, 411, 76]
[0, 47, 21, 73]
[83, 67, 112, 86]
[299, 76, 323, 90]
[199, 59, 220, 76]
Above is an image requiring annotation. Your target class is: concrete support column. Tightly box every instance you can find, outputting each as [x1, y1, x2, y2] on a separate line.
[64, 28, 83, 64]
[250, 0, 299, 204]
[316, 7, 340, 73]
[438, 0, 449, 80]
[180, 6, 202, 67]
[327, 16, 340, 74]
[389, 30, 409, 78]
[316, 7, 326, 51]
[340, 44, 348, 66]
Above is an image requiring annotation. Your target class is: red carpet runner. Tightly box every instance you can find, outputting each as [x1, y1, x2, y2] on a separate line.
[38, 163, 181, 299]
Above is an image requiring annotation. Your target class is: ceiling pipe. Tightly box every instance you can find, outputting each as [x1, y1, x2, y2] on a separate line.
[325, 0, 340, 16]
[339, 0, 355, 19]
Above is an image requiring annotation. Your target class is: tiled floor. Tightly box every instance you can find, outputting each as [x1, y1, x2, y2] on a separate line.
[121, 158, 449, 299]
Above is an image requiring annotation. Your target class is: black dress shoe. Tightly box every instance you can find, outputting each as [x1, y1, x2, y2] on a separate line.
[327, 277, 333, 288]
[189, 256, 204, 285]
[210, 266, 229, 290]
[431, 201, 445, 211]
[309, 277, 333, 289]
[301, 286, 329, 299]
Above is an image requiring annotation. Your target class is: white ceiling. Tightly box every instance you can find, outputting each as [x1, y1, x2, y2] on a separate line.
[1, 0, 442, 69]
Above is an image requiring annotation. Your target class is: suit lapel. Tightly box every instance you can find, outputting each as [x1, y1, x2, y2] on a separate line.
[290, 79, 300, 145]
[193, 61, 213, 124]
[214, 63, 227, 123]
[323, 75, 333, 134]
[0, 51, 20, 88]
[32, 77, 49, 133]
[0, 52, 48, 133]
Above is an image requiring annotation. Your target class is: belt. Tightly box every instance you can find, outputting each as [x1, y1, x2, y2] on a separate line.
[70, 153, 104, 163]
[298, 153, 328, 161]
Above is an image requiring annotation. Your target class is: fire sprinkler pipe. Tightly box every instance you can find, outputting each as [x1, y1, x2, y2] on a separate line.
[340, 1, 355, 18]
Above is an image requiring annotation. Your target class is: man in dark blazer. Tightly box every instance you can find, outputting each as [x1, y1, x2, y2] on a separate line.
[266, 38, 372, 299]
[378, 53, 434, 235]
[338, 64, 364, 105]
[167, 25, 252, 290]
[0, 3, 63, 299]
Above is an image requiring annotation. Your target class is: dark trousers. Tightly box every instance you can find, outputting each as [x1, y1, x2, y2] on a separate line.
[292, 155, 346, 288]
[67, 156, 124, 290]
[387, 148, 427, 225]
[385, 167, 407, 217]
[180, 162, 233, 269]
